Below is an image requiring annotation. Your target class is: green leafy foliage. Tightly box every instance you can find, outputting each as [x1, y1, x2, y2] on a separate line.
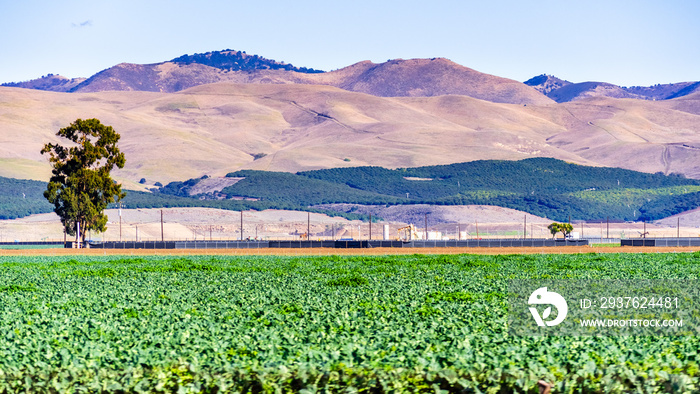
[0, 177, 53, 219]
[116, 189, 371, 221]
[301, 157, 698, 196]
[170, 49, 323, 73]
[548, 222, 574, 238]
[221, 170, 398, 206]
[570, 185, 700, 206]
[4, 157, 700, 221]
[219, 158, 699, 221]
[0, 253, 698, 392]
[157, 175, 210, 197]
[40, 118, 126, 241]
[639, 191, 700, 221]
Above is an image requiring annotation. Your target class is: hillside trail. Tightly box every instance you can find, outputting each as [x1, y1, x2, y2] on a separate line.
[661, 144, 672, 175]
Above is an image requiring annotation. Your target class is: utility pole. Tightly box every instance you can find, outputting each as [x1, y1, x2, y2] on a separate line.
[119, 202, 123, 242]
[606, 216, 609, 239]
[424, 213, 428, 241]
[678, 217, 680, 238]
[369, 213, 372, 241]
[307, 212, 310, 240]
[240, 211, 243, 241]
[160, 209, 164, 242]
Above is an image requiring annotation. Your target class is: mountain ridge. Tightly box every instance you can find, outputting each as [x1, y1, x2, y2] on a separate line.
[525, 74, 700, 103]
[4, 49, 698, 103]
[53, 54, 550, 105]
[1, 74, 86, 93]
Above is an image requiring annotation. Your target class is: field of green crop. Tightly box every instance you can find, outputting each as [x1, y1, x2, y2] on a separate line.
[0, 253, 699, 392]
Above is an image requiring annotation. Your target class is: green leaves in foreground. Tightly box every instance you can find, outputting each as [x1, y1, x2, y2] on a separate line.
[0, 253, 698, 392]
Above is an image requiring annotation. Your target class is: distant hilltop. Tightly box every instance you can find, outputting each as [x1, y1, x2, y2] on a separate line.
[525, 74, 700, 102]
[3, 49, 697, 103]
[169, 49, 323, 73]
[2, 74, 86, 92]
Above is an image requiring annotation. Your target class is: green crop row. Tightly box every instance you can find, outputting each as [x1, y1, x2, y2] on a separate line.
[0, 253, 698, 392]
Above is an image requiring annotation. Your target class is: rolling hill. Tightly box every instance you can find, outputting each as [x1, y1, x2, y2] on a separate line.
[3, 49, 699, 227]
[68, 50, 323, 94]
[64, 55, 550, 105]
[1, 74, 86, 93]
[4, 158, 700, 222]
[1, 81, 700, 186]
[5, 48, 699, 106]
[308, 58, 552, 104]
[5, 49, 698, 105]
[525, 74, 700, 103]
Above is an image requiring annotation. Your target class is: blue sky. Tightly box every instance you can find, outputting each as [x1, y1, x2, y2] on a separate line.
[1, 0, 698, 87]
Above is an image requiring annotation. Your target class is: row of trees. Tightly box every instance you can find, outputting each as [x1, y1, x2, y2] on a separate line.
[170, 50, 323, 74]
[548, 222, 574, 239]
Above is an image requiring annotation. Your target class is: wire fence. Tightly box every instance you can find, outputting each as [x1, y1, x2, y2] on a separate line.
[1, 210, 698, 244]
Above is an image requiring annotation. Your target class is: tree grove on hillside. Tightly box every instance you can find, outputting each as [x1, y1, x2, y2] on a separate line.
[41, 118, 126, 245]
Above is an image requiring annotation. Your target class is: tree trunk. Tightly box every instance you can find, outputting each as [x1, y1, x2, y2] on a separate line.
[80, 220, 87, 246]
[76, 220, 81, 248]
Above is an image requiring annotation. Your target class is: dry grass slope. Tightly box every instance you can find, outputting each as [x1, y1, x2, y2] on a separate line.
[71, 58, 552, 105]
[1, 82, 699, 184]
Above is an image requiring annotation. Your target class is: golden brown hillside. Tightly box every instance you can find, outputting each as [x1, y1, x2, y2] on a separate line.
[71, 58, 551, 105]
[1, 82, 699, 184]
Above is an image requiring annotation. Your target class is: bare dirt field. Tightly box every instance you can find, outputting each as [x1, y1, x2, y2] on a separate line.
[2, 246, 698, 257]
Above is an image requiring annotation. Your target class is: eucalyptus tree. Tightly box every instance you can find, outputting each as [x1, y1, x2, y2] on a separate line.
[41, 118, 126, 245]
